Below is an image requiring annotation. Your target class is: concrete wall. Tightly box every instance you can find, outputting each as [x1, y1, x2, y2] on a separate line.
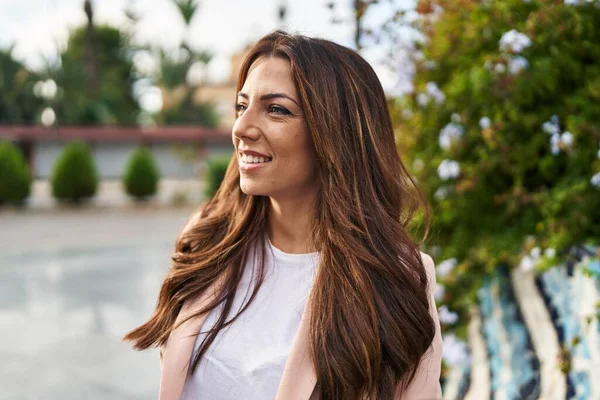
[31, 140, 234, 180]
[33, 142, 63, 179]
[94, 143, 138, 179]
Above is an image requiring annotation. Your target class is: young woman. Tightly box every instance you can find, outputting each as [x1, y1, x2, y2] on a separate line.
[125, 30, 442, 400]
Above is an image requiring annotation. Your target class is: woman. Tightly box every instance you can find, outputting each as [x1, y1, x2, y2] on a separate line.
[125, 30, 442, 400]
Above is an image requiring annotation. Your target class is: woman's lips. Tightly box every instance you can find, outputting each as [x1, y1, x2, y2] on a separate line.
[238, 158, 272, 172]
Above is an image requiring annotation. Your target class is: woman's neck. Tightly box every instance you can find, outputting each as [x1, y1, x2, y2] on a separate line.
[266, 194, 317, 254]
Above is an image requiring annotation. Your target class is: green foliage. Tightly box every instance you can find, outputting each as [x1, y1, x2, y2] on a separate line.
[152, 46, 219, 127]
[53, 25, 140, 125]
[161, 92, 220, 127]
[393, 0, 600, 332]
[0, 141, 31, 204]
[122, 146, 160, 199]
[172, 0, 199, 26]
[51, 141, 98, 202]
[204, 156, 230, 198]
[0, 48, 44, 124]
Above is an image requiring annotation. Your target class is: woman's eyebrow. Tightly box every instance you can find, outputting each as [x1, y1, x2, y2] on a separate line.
[237, 91, 299, 106]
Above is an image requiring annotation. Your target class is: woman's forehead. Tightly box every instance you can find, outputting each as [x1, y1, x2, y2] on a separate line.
[242, 57, 295, 92]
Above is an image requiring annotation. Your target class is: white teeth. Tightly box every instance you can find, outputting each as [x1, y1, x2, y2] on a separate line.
[241, 153, 272, 164]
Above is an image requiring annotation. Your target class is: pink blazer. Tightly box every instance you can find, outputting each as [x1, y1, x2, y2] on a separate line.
[158, 252, 443, 400]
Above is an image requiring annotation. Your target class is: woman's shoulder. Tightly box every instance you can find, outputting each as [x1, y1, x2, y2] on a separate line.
[418, 251, 435, 271]
[418, 251, 437, 289]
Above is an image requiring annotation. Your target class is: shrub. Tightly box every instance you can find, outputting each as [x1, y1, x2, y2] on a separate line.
[122, 146, 160, 200]
[392, 0, 600, 335]
[205, 155, 231, 198]
[51, 141, 98, 202]
[0, 141, 31, 205]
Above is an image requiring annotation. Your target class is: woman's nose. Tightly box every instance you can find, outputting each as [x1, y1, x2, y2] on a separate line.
[232, 106, 261, 141]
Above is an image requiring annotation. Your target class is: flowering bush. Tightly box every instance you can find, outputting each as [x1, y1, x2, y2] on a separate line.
[394, 0, 600, 343]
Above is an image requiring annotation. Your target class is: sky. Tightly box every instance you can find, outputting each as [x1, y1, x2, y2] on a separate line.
[0, 0, 416, 94]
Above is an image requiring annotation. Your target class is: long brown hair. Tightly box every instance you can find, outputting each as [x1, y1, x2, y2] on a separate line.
[124, 30, 434, 400]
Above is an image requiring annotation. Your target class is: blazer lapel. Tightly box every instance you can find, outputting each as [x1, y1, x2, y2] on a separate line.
[159, 281, 319, 400]
[275, 301, 319, 400]
[158, 277, 223, 400]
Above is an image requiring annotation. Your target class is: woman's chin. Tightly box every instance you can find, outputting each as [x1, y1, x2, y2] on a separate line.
[239, 182, 268, 196]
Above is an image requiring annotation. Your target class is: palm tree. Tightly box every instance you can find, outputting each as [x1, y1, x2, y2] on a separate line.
[83, 0, 99, 99]
[172, 0, 199, 48]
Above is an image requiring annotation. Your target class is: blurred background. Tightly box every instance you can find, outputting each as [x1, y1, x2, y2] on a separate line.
[1, 0, 599, 399]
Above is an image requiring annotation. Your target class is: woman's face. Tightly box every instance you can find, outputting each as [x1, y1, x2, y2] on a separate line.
[232, 56, 317, 199]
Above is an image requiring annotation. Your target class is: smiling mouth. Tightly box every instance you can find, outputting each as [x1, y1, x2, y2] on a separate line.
[239, 153, 273, 164]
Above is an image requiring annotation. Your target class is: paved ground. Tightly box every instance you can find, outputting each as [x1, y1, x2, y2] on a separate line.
[0, 207, 200, 399]
[23, 179, 205, 210]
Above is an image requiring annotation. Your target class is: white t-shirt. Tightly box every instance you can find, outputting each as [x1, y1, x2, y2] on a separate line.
[181, 236, 320, 400]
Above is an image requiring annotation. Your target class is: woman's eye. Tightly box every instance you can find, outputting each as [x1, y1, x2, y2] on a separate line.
[234, 103, 247, 115]
[269, 105, 291, 115]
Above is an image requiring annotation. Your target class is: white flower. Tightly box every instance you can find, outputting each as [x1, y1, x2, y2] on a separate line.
[40, 107, 56, 127]
[139, 86, 163, 114]
[437, 258, 458, 277]
[530, 247, 541, 259]
[438, 160, 460, 181]
[519, 255, 536, 272]
[402, 109, 413, 119]
[434, 284, 445, 301]
[413, 51, 425, 62]
[499, 30, 532, 54]
[442, 334, 470, 366]
[550, 133, 561, 155]
[438, 305, 459, 325]
[561, 132, 574, 147]
[434, 186, 450, 201]
[425, 82, 446, 104]
[591, 172, 600, 188]
[451, 113, 461, 123]
[417, 93, 430, 107]
[439, 122, 464, 150]
[542, 121, 560, 135]
[33, 79, 58, 99]
[544, 248, 556, 258]
[597, 149, 600, 159]
[494, 63, 506, 74]
[509, 56, 529, 74]
[479, 117, 491, 129]
[564, 0, 596, 4]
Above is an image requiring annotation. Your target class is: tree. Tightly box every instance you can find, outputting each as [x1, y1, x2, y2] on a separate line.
[149, 0, 219, 126]
[0, 47, 45, 124]
[52, 20, 140, 125]
[392, 0, 600, 330]
[325, 0, 384, 50]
